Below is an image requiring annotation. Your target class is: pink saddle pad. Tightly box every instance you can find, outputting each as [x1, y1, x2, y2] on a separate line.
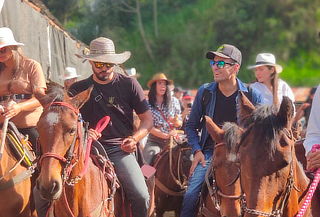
[141, 164, 156, 179]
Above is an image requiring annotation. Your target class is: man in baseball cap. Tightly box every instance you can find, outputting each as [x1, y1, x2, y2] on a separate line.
[206, 44, 242, 65]
[180, 44, 263, 217]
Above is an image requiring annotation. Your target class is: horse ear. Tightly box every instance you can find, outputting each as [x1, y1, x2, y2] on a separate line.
[238, 91, 255, 125]
[69, 86, 93, 109]
[276, 96, 294, 128]
[205, 116, 224, 143]
[34, 87, 52, 108]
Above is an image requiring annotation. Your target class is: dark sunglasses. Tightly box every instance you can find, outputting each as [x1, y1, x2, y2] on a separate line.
[209, 60, 235, 69]
[93, 62, 115, 69]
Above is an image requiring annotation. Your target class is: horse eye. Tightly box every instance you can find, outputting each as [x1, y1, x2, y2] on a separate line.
[69, 128, 76, 135]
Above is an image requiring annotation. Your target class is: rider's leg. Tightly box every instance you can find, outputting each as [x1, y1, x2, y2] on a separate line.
[180, 150, 212, 217]
[142, 139, 162, 165]
[106, 145, 150, 217]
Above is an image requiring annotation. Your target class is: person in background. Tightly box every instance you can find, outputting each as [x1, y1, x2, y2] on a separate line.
[304, 86, 320, 171]
[0, 27, 46, 148]
[142, 73, 182, 164]
[180, 44, 263, 217]
[61, 66, 81, 90]
[180, 90, 194, 132]
[248, 53, 295, 106]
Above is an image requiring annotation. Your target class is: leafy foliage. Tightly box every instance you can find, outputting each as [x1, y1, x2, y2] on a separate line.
[43, 0, 320, 88]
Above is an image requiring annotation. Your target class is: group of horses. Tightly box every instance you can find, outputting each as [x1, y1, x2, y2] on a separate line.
[1, 84, 319, 217]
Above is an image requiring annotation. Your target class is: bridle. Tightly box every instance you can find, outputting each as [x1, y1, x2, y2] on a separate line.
[154, 137, 191, 196]
[38, 101, 85, 185]
[239, 126, 300, 217]
[207, 142, 243, 211]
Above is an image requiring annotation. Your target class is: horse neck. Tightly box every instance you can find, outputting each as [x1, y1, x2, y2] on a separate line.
[284, 156, 310, 216]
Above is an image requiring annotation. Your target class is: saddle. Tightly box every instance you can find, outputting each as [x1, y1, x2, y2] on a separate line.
[5, 121, 36, 167]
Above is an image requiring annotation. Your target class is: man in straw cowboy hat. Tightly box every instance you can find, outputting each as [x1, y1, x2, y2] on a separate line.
[180, 44, 264, 217]
[34, 37, 153, 217]
[71, 37, 153, 216]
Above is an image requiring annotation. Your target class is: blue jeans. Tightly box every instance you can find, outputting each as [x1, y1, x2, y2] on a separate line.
[180, 150, 212, 217]
[106, 145, 150, 217]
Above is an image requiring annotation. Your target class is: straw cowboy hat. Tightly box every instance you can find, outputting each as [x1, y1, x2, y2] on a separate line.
[61, 67, 81, 80]
[147, 73, 173, 88]
[79, 37, 131, 64]
[248, 53, 283, 73]
[0, 27, 24, 49]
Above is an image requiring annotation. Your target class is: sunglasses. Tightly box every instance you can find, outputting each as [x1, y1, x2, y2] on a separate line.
[209, 60, 235, 69]
[93, 62, 115, 69]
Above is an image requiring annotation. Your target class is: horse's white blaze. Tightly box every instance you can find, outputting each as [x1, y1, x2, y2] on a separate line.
[46, 111, 59, 127]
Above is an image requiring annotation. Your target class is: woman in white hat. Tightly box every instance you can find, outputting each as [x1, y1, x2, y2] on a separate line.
[0, 27, 46, 148]
[248, 53, 295, 106]
[142, 73, 182, 164]
[62, 66, 80, 90]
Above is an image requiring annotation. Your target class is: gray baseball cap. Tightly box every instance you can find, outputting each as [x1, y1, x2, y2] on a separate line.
[206, 44, 242, 65]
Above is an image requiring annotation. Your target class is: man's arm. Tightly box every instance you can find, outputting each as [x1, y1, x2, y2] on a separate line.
[133, 110, 153, 141]
[185, 86, 205, 154]
[121, 110, 153, 153]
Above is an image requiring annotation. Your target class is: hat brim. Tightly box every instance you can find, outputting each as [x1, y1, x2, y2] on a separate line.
[0, 42, 24, 49]
[248, 63, 283, 73]
[61, 74, 81, 80]
[79, 51, 131, 65]
[206, 51, 231, 60]
[147, 79, 174, 88]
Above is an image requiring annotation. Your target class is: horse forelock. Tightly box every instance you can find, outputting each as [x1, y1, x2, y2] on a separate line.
[223, 122, 242, 156]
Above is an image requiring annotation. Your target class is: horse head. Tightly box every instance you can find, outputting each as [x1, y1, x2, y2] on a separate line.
[238, 96, 303, 217]
[205, 116, 243, 217]
[35, 84, 92, 200]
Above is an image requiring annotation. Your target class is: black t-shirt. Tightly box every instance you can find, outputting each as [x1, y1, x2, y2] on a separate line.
[69, 73, 149, 145]
[204, 87, 237, 150]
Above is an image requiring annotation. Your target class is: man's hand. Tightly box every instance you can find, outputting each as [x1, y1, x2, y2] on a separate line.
[121, 137, 137, 153]
[307, 151, 320, 171]
[189, 150, 206, 177]
[88, 129, 102, 141]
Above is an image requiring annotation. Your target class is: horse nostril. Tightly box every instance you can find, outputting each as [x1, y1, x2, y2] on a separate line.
[50, 180, 61, 195]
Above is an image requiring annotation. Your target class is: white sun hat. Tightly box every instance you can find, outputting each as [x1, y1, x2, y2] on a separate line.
[0, 27, 24, 49]
[61, 67, 81, 80]
[248, 53, 283, 73]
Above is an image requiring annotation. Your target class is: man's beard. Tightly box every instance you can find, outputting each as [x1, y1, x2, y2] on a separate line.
[93, 69, 112, 81]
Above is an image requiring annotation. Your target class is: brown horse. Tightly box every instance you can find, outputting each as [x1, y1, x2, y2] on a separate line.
[35, 86, 117, 217]
[236, 94, 320, 217]
[198, 116, 242, 217]
[0, 128, 37, 217]
[152, 137, 192, 217]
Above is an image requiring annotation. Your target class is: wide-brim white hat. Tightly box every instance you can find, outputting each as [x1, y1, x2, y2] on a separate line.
[248, 53, 283, 73]
[0, 27, 24, 49]
[79, 37, 130, 64]
[60, 67, 81, 80]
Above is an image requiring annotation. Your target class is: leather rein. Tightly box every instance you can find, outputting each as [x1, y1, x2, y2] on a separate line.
[206, 142, 243, 211]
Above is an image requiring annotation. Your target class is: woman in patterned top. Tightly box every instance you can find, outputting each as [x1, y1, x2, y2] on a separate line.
[143, 73, 182, 164]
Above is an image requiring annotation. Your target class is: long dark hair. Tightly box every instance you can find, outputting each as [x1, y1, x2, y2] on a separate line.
[148, 81, 171, 108]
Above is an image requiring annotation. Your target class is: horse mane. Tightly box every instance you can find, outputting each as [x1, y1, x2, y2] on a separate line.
[242, 105, 281, 159]
[45, 81, 65, 102]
